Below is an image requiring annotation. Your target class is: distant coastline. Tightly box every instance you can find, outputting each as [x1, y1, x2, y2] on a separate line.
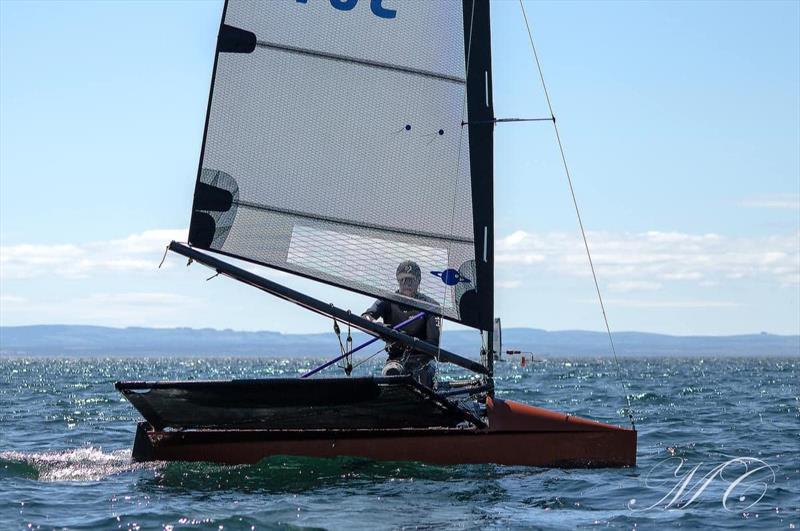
[1, 325, 797, 357]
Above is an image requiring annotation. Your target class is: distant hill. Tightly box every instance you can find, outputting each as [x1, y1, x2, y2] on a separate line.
[1, 325, 797, 357]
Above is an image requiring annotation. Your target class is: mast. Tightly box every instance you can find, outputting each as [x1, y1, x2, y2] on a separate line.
[463, 0, 495, 375]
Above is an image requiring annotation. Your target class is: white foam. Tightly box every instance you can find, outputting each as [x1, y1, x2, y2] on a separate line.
[0, 447, 158, 482]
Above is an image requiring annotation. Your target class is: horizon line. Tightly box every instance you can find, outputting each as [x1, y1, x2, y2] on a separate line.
[1, 323, 798, 339]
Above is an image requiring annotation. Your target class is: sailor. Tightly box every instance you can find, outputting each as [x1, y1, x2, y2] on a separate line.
[361, 260, 441, 388]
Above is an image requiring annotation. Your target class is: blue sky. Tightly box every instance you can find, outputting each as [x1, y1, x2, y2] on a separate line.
[1, 0, 798, 336]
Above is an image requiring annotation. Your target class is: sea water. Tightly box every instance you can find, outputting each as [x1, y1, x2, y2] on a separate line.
[1, 357, 797, 529]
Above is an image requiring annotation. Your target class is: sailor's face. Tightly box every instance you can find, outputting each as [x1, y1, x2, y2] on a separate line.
[397, 274, 419, 296]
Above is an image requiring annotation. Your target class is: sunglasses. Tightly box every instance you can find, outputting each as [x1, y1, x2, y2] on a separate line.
[397, 275, 418, 286]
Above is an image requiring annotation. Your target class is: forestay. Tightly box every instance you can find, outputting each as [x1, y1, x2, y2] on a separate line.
[188, 0, 494, 331]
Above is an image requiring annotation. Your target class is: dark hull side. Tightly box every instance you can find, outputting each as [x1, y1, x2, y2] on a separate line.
[130, 398, 637, 468]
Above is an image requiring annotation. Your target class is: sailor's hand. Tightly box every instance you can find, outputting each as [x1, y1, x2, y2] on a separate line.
[362, 314, 388, 327]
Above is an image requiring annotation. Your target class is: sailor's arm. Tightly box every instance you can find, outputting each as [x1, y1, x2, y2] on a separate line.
[361, 299, 387, 322]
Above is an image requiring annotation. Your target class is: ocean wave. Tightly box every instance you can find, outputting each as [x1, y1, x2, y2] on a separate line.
[0, 447, 154, 482]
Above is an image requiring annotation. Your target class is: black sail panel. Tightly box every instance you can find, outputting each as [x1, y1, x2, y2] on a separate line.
[462, 0, 494, 332]
[188, 0, 493, 331]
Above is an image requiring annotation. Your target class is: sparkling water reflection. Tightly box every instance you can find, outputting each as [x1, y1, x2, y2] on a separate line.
[0, 356, 797, 529]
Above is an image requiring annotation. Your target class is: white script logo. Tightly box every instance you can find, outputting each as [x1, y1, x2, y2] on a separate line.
[628, 457, 776, 511]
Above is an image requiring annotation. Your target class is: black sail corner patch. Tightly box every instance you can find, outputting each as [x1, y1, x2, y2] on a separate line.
[194, 181, 233, 212]
[189, 168, 239, 249]
[218, 24, 256, 54]
[188, 211, 216, 248]
[190, 168, 240, 250]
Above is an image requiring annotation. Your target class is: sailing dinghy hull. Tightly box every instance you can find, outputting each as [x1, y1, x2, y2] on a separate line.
[127, 396, 636, 468]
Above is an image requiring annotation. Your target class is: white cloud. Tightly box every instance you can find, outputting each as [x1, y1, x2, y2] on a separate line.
[496, 229, 800, 288]
[738, 194, 800, 210]
[2, 227, 799, 300]
[1, 291, 201, 328]
[502, 230, 529, 246]
[0, 229, 186, 279]
[70, 291, 201, 325]
[662, 272, 704, 280]
[0, 228, 301, 283]
[607, 280, 662, 292]
[581, 299, 739, 309]
[496, 280, 522, 289]
[496, 230, 547, 264]
[76, 292, 195, 306]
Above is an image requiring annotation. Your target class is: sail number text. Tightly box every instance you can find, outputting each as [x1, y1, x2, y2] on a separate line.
[296, 0, 397, 20]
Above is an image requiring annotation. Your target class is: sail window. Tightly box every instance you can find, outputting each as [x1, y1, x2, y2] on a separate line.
[287, 224, 452, 309]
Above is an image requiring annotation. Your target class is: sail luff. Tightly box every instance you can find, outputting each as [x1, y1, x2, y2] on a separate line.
[190, 0, 229, 237]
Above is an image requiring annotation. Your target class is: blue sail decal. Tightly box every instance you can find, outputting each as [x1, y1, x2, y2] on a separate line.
[431, 269, 471, 286]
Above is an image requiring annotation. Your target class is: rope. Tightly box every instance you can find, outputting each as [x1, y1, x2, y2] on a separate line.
[157, 245, 169, 269]
[332, 317, 352, 374]
[344, 312, 353, 375]
[332, 318, 344, 355]
[350, 345, 387, 371]
[346, 316, 352, 354]
[518, 0, 635, 429]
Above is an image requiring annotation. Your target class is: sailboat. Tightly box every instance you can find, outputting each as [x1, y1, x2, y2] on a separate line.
[116, 0, 636, 467]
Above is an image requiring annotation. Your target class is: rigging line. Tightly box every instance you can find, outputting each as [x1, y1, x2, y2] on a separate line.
[332, 317, 346, 357]
[351, 345, 387, 371]
[344, 312, 353, 374]
[157, 245, 169, 269]
[301, 312, 425, 378]
[518, 0, 635, 429]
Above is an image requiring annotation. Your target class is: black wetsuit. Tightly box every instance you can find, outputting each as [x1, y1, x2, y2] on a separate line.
[362, 292, 441, 360]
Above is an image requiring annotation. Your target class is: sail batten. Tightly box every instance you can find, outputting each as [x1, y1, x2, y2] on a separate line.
[253, 40, 468, 85]
[232, 200, 475, 244]
[189, 0, 494, 331]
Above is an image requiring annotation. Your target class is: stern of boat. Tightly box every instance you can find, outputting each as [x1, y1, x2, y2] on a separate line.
[486, 397, 637, 467]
